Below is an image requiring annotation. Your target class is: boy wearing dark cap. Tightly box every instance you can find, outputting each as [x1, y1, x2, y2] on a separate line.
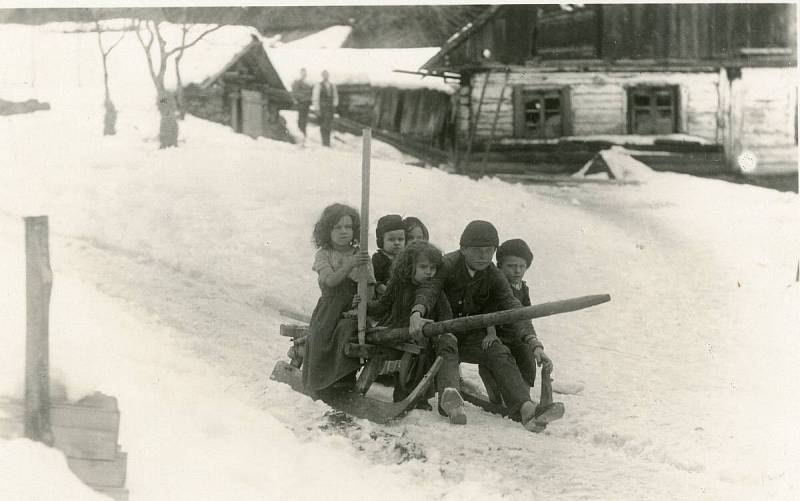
[479, 238, 537, 405]
[408, 220, 554, 432]
[372, 214, 406, 296]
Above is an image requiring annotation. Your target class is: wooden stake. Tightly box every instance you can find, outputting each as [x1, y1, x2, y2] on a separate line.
[24, 215, 54, 446]
[357, 129, 372, 356]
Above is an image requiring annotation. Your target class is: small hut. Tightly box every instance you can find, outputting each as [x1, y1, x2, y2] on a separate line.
[180, 28, 294, 142]
[268, 46, 456, 152]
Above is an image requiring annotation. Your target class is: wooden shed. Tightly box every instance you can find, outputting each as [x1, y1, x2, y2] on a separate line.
[268, 47, 456, 153]
[422, 4, 797, 185]
[183, 36, 294, 142]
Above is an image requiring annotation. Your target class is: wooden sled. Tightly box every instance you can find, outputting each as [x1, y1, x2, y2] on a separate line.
[271, 294, 610, 425]
[271, 358, 442, 424]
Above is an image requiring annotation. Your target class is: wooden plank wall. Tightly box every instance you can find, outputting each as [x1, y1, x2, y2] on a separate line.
[460, 70, 720, 141]
[735, 67, 798, 174]
[367, 88, 451, 148]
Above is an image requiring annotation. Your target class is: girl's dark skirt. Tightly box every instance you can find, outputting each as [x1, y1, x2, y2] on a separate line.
[302, 279, 361, 395]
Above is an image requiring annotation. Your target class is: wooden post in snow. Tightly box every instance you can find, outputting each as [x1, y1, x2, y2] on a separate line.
[357, 129, 372, 356]
[24, 215, 54, 445]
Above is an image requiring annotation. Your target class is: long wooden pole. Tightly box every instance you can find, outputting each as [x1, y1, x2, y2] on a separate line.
[366, 294, 611, 345]
[357, 129, 372, 354]
[480, 69, 510, 177]
[24, 215, 54, 446]
[461, 71, 490, 174]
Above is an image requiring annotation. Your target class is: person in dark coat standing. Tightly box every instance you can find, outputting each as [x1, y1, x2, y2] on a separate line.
[408, 221, 553, 432]
[312, 70, 338, 147]
[291, 68, 313, 146]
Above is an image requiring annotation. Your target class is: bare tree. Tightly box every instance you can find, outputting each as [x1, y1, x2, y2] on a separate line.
[133, 17, 221, 148]
[174, 19, 222, 119]
[92, 16, 126, 135]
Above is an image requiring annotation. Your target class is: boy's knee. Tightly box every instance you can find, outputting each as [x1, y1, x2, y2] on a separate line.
[435, 333, 458, 354]
[486, 341, 512, 357]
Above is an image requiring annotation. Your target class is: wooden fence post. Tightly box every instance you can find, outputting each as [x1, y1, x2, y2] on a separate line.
[24, 215, 54, 445]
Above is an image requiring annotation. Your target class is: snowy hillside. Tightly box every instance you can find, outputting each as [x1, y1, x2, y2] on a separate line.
[1, 22, 799, 500]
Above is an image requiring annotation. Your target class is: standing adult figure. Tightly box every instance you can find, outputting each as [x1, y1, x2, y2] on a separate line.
[312, 69, 339, 147]
[408, 220, 554, 432]
[291, 67, 313, 146]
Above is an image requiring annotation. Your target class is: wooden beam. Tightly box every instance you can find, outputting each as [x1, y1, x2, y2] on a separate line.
[357, 129, 372, 358]
[24, 216, 53, 446]
[369, 294, 611, 345]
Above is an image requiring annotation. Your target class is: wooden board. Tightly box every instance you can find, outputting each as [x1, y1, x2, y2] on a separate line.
[67, 451, 127, 488]
[0, 395, 120, 460]
[270, 357, 442, 424]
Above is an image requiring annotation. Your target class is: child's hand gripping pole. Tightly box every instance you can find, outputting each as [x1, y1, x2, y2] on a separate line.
[357, 128, 372, 363]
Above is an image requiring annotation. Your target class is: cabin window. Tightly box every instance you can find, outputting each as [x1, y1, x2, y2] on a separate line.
[627, 86, 679, 135]
[513, 88, 565, 138]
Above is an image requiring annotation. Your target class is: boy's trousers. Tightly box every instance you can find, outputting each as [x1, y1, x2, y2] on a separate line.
[434, 331, 531, 418]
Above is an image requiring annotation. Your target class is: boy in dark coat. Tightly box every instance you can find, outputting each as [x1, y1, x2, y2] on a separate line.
[480, 238, 537, 404]
[408, 221, 553, 431]
[372, 214, 406, 297]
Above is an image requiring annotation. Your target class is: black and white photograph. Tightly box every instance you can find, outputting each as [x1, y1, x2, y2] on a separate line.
[0, 2, 797, 499]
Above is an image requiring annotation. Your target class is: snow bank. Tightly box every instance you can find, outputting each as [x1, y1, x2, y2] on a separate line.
[0, 439, 109, 501]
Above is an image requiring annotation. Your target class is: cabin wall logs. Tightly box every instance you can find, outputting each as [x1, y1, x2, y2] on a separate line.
[458, 67, 797, 175]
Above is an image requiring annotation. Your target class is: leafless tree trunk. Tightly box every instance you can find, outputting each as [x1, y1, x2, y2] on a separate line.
[93, 18, 125, 136]
[175, 22, 189, 120]
[134, 18, 222, 147]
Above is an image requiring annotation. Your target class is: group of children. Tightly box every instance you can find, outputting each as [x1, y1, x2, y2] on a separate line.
[302, 202, 538, 420]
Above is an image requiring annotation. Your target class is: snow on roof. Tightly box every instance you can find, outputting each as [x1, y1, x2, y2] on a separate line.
[39, 20, 271, 89]
[267, 46, 455, 93]
[276, 25, 352, 49]
[158, 23, 271, 89]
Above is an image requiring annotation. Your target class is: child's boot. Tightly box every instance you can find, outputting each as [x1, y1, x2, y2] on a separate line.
[440, 387, 467, 425]
[520, 401, 546, 433]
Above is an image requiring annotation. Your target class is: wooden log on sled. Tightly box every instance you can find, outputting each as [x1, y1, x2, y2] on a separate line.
[368, 294, 611, 344]
[270, 293, 610, 425]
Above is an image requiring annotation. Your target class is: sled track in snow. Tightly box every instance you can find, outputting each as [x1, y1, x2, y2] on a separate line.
[31, 222, 744, 498]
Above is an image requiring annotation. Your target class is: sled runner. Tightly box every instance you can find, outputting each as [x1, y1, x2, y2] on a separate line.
[460, 365, 565, 431]
[271, 294, 610, 425]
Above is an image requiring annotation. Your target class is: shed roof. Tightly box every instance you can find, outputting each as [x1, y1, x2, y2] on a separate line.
[420, 5, 503, 72]
[267, 46, 455, 93]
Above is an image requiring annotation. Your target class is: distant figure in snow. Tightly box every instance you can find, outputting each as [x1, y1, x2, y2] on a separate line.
[311, 70, 338, 147]
[303, 203, 375, 396]
[291, 68, 312, 146]
[479, 238, 538, 405]
[403, 216, 430, 245]
[372, 214, 406, 297]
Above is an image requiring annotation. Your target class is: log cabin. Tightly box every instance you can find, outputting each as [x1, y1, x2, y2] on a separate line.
[420, 4, 797, 189]
[182, 33, 294, 142]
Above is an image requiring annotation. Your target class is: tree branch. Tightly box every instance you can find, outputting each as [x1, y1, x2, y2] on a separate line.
[105, 31, 126, 56]
[134, 19, 159, 88]
[166, 24, 223, 57]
